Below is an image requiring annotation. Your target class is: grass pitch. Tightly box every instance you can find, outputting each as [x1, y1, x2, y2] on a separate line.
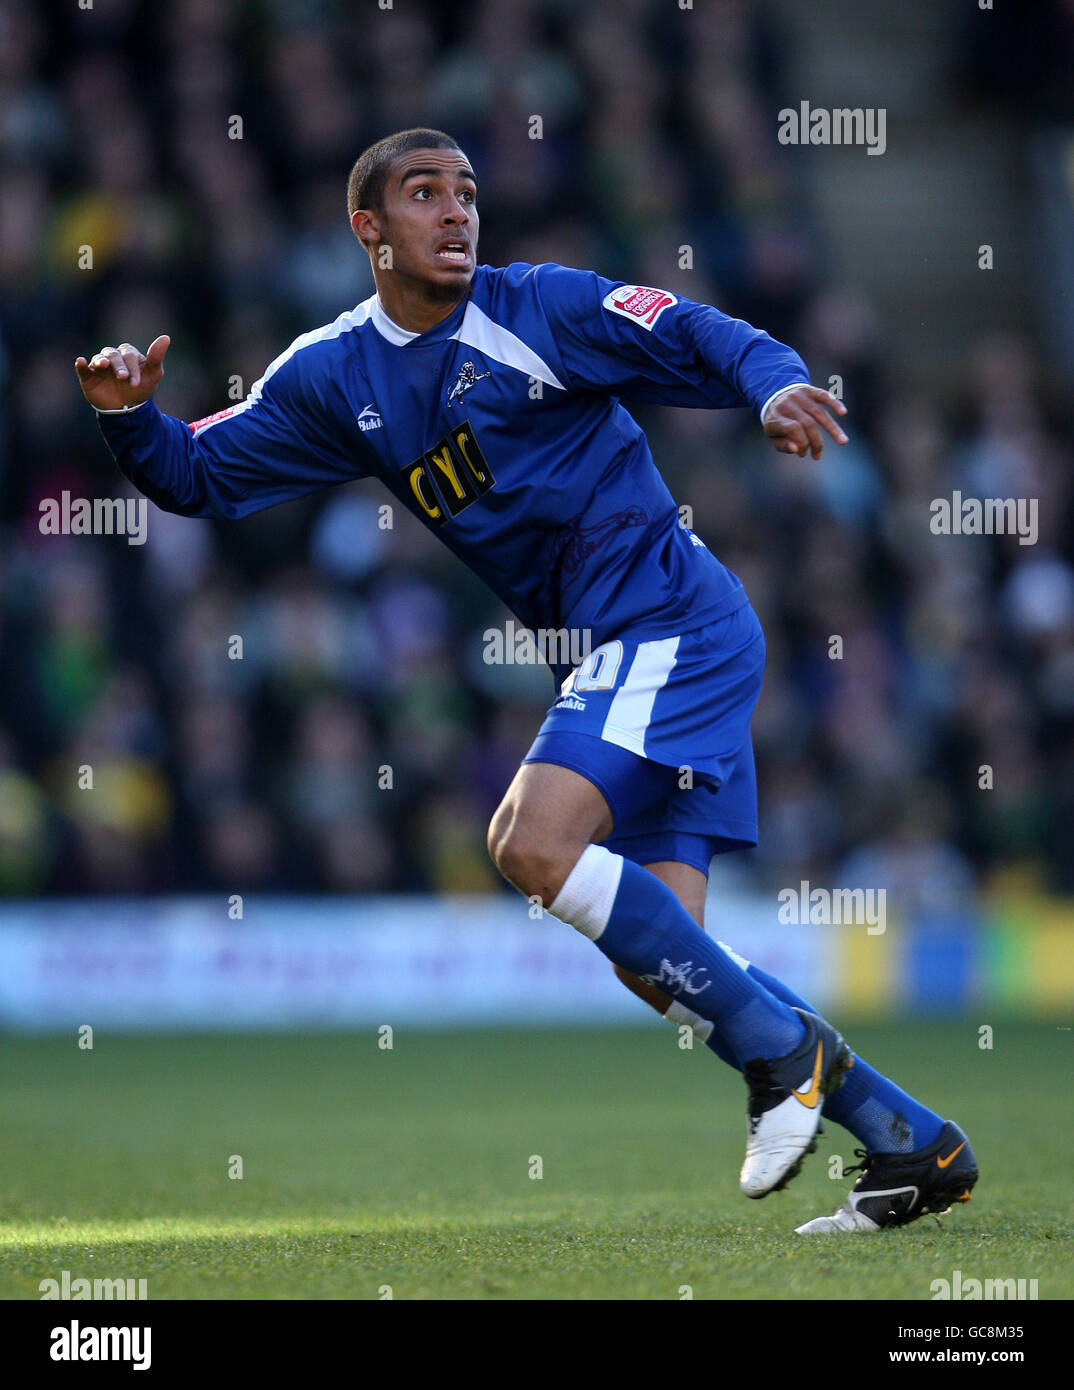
[1, 1021, 1070, 1300]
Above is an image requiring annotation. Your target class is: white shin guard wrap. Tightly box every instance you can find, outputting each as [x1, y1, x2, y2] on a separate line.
[548, 844, 623, 941]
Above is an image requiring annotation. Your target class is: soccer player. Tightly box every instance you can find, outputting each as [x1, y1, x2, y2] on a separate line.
[76, 128, 977, 1232]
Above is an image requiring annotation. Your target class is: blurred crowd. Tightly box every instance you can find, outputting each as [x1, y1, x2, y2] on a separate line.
[2, 0, 1073, 906]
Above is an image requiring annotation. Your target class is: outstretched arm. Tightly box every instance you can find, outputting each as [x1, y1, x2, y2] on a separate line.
[532, 265, 849, 458]
[75, 335, 368, 519]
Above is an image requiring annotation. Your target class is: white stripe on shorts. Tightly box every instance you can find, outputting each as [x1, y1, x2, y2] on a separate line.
[600, 636, 680, 758]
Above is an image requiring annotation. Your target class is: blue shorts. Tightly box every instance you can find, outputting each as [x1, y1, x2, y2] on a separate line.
[522, 600, 765, 875]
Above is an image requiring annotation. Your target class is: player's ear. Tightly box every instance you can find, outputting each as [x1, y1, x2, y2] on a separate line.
[351, 207, 379, 248]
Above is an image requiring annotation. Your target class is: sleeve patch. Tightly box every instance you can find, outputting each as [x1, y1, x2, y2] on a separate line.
[188, 405, 242, 435]
[601, 284, 677, 330]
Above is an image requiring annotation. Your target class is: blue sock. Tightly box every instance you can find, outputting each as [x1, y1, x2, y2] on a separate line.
[550, 846, 804, 1064]
[726, 962, 944, 1154]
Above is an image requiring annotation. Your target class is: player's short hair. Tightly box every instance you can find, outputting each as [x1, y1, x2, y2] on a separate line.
[346, 128, 462, 223]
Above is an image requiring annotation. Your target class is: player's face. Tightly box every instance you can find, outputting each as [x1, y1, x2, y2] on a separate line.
[368, 148, 479, 300]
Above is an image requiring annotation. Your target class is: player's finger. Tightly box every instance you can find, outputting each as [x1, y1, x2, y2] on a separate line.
[780, 403, 825, 457]
[783, 420, 813, 457]
[783, 405, 828, 455]
[803, 385, 848, 415]
[91, 347, 128, 380]
[807, 403, 849, 445]
[74, 356, 93, 382]
[791, 410, 825, 459]
[105, 347, 131, 381]
[144, 335, 170, 368]
[118, 343, 143, 387]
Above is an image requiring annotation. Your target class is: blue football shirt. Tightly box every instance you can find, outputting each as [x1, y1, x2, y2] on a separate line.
[98, 262, 809, 661]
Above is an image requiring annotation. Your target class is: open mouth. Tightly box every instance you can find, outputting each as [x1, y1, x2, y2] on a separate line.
[435, 241, 470, 264]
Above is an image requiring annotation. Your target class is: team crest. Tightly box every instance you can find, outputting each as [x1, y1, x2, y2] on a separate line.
[447, 360, 490, 406]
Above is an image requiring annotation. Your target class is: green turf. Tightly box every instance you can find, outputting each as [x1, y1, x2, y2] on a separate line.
[1, 1021, 1070, 1299]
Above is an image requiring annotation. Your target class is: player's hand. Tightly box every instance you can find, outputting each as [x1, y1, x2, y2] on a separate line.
[74, 335, 171, 412]
[762, 385, 848, 459]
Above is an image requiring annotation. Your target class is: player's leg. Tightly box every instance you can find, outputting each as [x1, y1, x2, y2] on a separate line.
[488, 752, 848, 1197]
[738, 962, 945, 1154]
[487, 757, 808, 1062]
[734, 968, 977, 1234]
[610, 862, 976, 1229]
[605, 735, 954, 1199]
[611, 860, 723, 1053]
[597, 665, 770, 1078]
[495, 611, 857, 1195]
[615, 912, 946, 1158]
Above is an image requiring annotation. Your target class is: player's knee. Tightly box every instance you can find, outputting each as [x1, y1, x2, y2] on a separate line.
[487, 820, 542, 893]
[486, 805, 526, 882]
[486, 804, 508, 868]
[487, 817, 575, 902]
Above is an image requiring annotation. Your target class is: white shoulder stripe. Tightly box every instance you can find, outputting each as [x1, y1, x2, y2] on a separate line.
[450, 301, 564, 391]
[191, 298, 377, 438]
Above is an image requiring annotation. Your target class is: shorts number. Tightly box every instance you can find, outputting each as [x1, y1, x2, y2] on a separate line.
[575, 641, 624, 692]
